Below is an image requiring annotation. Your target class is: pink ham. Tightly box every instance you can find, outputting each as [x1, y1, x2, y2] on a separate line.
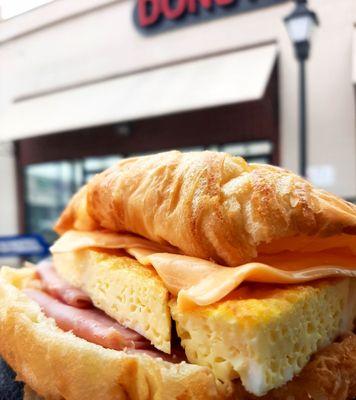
[24, 288, 150, 350]
[31, 260, 187, 362]
[36, 259, 92, 308]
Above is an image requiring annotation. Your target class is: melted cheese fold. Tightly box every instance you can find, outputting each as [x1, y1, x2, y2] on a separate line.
[51, 231, 356, 310]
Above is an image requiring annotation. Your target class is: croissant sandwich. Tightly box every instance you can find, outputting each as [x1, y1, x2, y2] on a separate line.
[0, 150, 356, 400]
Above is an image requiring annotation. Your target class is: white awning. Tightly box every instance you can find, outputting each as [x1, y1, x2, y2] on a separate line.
[0, 43, 277, 141]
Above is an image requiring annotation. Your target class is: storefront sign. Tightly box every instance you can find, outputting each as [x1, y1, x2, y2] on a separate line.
[134, 0, 287, 34]
[0, 234, 49, 257]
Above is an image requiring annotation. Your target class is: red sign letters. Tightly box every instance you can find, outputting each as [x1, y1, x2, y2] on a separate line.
[138, 0, 234, 27]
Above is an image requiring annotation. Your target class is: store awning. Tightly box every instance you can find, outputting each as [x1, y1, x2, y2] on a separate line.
[0, 43, 277, 141]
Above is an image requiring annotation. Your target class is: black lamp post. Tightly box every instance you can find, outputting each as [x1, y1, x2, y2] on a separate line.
[284, 0, 319, 177]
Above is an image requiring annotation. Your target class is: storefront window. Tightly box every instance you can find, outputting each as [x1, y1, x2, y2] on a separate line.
[24, 155, 123, 244]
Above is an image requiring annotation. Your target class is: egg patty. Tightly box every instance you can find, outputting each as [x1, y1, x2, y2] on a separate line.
[170, 278, 356, 396]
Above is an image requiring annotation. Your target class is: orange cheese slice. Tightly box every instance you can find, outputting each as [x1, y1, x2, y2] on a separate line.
[257, 234, 356, 255]
[51, 230, 356, 310]
[50, 230, 178, 254]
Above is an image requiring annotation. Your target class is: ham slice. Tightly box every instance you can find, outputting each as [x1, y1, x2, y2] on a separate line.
[24, 288, 185, 362]
[51, 230, 356, 310]
[24, 288, 150, 350]
[36, 259, 92, 308]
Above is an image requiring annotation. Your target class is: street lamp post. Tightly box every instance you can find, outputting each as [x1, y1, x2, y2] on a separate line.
[284, 0, 319, 177]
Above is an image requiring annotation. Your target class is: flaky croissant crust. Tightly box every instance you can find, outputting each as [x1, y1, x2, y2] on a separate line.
[55, 151, 356, 266]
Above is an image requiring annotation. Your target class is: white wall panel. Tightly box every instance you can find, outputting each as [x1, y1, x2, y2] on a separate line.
[0, 143, 18, 237]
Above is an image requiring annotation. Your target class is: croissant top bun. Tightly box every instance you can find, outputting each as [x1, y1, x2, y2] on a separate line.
[54, 151, 356, 266]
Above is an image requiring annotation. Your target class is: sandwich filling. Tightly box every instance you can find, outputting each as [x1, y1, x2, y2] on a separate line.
[51, 230, 356, 311]
[15, 231, 356, 397]
[48, 231, 356, 396]
[28, 260, 184, 363]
